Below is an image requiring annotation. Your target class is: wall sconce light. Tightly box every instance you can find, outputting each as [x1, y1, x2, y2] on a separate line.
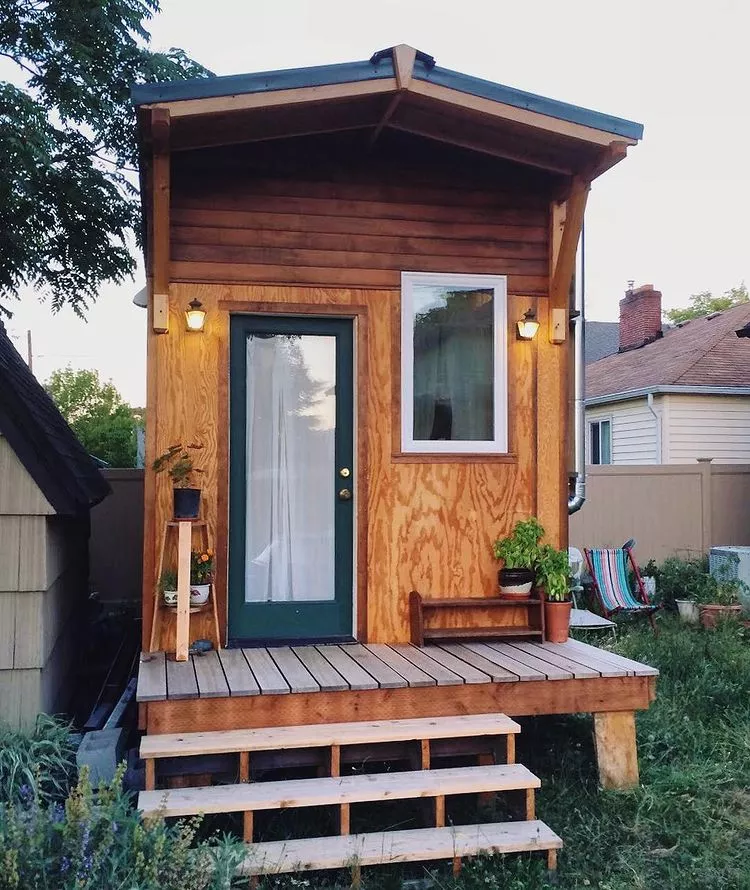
[516, 308, 540, 340]
[185, 298, 206, 332]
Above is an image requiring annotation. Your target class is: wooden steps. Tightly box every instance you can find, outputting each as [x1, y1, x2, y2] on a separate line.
[138, 762, 540, 818]
[238, 820, 562, 876]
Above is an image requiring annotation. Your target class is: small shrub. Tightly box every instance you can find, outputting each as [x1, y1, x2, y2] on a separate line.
[651, 556, 718, 610]
[0, 715, 76, 804]
[0, 764, 244, 890]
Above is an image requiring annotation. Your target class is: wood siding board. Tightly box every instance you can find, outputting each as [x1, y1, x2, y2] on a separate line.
[0, 594, 16, 669]
[216, 647, 260, 696]
[0, 517, 21, 591]
[0, 438, 55, 516]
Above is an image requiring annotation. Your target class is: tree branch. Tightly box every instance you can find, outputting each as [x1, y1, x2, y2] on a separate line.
[0, 52, 41, 80]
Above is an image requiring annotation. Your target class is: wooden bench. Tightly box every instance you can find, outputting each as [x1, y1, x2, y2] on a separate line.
[410, 591, 545, 646]
[140, 712, 521, 790]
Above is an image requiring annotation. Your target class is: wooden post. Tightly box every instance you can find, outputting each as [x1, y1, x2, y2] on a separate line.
[420, 738, 430, 769]
[243, 810, 253, 843]
[175, 520, 191, 661]
[239, 751, 250, 783]
[593, 711, 640, 789]
[525, 787, 536, 820]
[506, 733, 516, 765]
[434, 795, 445, 828]
[145, 758, 155, 791]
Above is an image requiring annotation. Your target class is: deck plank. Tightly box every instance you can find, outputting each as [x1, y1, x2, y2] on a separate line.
[292, 646, 350, 691]
[238, 821, 562, 876]
[485, 643, 573, 680]
[535, 642, 628, 678]
[269, 647, 320, 694]
[506, 642, 601, 679]
[166, 657, 199, 700]
[316, 645, 379, 690]
[193, 650, 230, 698]
[463, 642, 544, 681]
[422, 645, 492, 684]
[341, 644, 408, 688]
[366, 644, 437, 687]
[563, 639, 658, 677]
[218, 648, 261, 695]
[440, 644, 518, 682]
[389, 645, 464, 686]
[137, 652, 167, 702]
[243, 648, 290, 695]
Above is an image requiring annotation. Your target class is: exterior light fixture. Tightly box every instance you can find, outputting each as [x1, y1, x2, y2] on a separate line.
[516, 308, 540, 340]
[185, 298, 206, 332]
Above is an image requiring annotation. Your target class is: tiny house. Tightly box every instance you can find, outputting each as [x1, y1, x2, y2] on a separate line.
[134, 47, 654, 798]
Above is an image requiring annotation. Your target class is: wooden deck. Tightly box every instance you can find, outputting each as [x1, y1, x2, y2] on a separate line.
[137, 640, 657, 736]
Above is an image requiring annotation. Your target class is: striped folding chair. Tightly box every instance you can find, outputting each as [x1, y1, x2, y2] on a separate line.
[584, 539, 659, 632]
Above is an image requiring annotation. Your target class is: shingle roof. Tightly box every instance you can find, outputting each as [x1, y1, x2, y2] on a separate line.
[131, 46, 643, 141]
[0, 324, 111, 516]
[584, 321, 620, 364]
[586, 303, 750, 399]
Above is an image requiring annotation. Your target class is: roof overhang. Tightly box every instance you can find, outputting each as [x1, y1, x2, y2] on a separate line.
[586, 385, 750, 407]
[132, 45, 642, 178]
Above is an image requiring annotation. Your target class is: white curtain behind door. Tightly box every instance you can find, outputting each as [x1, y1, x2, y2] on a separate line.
[244, 334, 335, 603]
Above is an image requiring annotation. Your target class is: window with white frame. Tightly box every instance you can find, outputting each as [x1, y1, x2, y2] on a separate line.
[400, 272, 508, 454]
[589, 419, 612, 465]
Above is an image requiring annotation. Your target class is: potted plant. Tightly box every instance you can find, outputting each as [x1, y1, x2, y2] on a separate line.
[159, 569, 178, 607]
[697, 574, 743, 628]
[189, 549, 213, 606]
[537, 544, 573, 642]
[493, 518, 544, 598]
[152, 442, 205, 519]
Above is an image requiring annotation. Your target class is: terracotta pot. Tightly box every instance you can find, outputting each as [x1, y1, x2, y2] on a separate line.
[699, 603, 743, 629]
[173, 487, 201, 520]
[498, 568, 535, 599]
[544, 600, 572, 642]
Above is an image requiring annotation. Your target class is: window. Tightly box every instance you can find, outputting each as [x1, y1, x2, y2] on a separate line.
[589, 419, 612, 465]
[401, 272, 508, 454]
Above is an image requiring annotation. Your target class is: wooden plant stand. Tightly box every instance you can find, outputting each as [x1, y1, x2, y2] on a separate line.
[149, 519, 220, 661]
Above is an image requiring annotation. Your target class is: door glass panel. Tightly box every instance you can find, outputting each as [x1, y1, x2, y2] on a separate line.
[244, 333, 335, 603]
[411, 285, 494, 441]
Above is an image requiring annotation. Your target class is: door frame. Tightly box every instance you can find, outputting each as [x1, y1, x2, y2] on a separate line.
[218, 300, 370, 646]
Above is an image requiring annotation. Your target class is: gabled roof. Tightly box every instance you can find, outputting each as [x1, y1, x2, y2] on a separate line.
[584, 321, 620, 364]
[586, 303, 750, 401]
[132, 44, 642, 178]
[0, 324, 111, 516]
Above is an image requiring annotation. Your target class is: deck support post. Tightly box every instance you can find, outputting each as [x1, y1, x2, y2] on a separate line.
[593, 710, 639, 789]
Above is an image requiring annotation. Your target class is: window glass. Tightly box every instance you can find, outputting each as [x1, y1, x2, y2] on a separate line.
[600, 420, 612, 465]
[590, 422, 601, 464]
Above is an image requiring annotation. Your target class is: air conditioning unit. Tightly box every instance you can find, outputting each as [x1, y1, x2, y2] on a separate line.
[709, 546, 750, 610]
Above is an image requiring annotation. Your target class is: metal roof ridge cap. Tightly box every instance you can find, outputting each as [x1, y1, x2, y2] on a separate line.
[413, 64, 644, 140]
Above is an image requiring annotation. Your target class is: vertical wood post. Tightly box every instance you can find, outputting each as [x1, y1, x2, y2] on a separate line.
[175, 520, 191, 661]
[593, 710, 640, 789]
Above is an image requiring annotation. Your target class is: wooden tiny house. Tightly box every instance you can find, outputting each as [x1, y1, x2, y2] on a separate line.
[134, 48, 654, 829]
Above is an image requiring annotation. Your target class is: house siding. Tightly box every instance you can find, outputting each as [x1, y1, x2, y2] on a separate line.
[664, 394, 750, 463]
[585, 399, 659, 464]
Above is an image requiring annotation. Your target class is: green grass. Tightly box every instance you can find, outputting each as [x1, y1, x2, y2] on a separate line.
[257, 617, 750, 890]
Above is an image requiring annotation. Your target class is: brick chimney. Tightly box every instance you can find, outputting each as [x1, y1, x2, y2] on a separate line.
[619, 284, 662, 352]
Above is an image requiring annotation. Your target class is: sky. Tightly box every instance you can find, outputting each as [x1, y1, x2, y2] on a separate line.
[7, 0, 750, 404]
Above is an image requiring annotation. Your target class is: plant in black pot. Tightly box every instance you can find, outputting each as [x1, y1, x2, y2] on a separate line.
[537, 544, 572, 642]
[493, 518, 544, 599]
[152, 442, 205, 520]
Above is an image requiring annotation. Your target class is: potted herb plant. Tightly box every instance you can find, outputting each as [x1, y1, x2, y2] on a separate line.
[537, 544, 573, 642]
[189, 549, 214, 606]
[493, 518, 544, 598]
[159, 568, 178, 607]
[152, 442, 205, 519]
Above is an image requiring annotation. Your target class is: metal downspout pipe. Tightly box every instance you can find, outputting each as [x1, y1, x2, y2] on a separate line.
[568, 224, 586, 514]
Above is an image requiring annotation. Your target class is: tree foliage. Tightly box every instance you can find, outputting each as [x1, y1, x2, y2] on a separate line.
[0, 0, 210, 317]
[45, 366, 140, 467]
[664, 283, 749, 323]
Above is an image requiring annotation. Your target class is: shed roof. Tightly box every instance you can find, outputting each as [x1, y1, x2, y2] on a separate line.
[132, 45, 642, 178]
[0, 324, 111, 516]
[586, 303, 750, 401]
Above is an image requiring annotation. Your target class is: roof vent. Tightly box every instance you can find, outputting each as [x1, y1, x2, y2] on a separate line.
[706, 311, 721, 320]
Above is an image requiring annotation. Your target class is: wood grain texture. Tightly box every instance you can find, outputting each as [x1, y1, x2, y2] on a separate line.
[593, 710, 640, 789]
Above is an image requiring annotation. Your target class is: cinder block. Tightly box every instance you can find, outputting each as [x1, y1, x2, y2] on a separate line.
[75, 728, 126, 785]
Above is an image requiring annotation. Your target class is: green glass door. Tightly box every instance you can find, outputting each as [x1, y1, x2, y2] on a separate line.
[228, 315, 354, 644]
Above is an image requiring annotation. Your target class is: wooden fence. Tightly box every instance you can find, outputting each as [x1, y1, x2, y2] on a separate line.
[569, 463, 750, 563]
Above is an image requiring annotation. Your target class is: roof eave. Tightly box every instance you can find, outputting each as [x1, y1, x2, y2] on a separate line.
[586, 385, 750, 407]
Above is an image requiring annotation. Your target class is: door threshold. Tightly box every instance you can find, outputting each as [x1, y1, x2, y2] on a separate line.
[227, 636, 357, 649]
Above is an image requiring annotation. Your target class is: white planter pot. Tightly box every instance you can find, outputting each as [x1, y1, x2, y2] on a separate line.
[499, 580, 534, 597]
[675, 599, 699, 625]
[190, 583, 210, 606]
[163, 589, 178, 607]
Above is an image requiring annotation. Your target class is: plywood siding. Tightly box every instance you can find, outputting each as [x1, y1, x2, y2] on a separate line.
[0, 437, 54, 516]
[586, 399, 658, 464]
[664, 394, 750, 463]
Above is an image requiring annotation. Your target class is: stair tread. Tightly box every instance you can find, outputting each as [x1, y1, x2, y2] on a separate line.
[140, 713, 521, 759]
[238, 820, 562, 875]
[138, 763, 540, 817]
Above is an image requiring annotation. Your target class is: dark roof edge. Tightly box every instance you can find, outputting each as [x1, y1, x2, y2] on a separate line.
[131, 49, 643, 141]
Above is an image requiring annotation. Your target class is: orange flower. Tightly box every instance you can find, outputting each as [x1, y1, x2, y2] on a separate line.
[201, 554, 209, 563]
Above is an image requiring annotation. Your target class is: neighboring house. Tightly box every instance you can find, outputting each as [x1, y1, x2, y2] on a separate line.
[585, 285, 750, 464]
[584, 320, 619, 364]
[0, 322, 110, 728]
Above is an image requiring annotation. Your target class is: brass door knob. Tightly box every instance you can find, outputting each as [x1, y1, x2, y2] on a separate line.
[338, 488, 352, 501]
